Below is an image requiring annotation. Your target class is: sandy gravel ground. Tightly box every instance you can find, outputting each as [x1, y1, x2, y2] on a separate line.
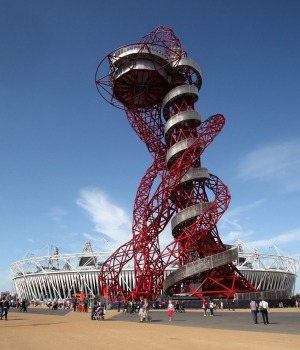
[1, 308, 299, 350]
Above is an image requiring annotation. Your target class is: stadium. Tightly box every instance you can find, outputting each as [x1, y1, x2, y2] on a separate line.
[10, 240, 298, 302]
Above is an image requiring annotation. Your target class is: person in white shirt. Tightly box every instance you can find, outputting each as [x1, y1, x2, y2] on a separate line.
[259, 299, 269, 324]
[167, 300, 175, 321]
[209, 301, 214, 316]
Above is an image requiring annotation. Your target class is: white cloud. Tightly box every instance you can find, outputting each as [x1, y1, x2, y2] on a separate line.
[47, 206, 68, 221]
[76, 188, 175, 251]
[221, 231, 244, 243]
[75, 189, 300, 266]
[237, 139, 300, 192]
[247, 228, 300, 249]
[220, 201, 300, 257]
[219, 199, 264, 243]
[76, 188, 131, 246]
[82, 232, 101, 242]
[224, 199, 265, 219]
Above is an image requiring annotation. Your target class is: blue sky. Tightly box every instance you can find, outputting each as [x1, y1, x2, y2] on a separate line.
[1, 0, 300, 294]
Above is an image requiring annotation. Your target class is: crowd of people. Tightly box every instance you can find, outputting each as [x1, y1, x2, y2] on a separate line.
[1, 293, 297, 325]
[0, 297, 10, 320]
[0, 297, 29, 320]
[110, 296, 277, 325]
[28, 298, 90, 311]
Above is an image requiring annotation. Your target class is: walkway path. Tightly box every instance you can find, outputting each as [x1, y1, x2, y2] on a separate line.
[1, 308, 299, 350]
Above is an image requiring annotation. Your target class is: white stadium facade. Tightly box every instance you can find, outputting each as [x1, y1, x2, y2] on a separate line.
[11, 240, 298, 301]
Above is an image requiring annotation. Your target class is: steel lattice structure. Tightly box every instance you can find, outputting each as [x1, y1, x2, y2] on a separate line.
[10, 241, 298, 301]
[95, 25, 256, 302]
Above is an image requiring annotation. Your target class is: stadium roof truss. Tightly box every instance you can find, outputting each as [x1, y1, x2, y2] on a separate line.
[10, 240, 298, 300]
[11, 248, 111, 300]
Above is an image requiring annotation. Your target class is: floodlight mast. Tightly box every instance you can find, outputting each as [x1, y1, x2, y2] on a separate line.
[95, 25, 256, 302]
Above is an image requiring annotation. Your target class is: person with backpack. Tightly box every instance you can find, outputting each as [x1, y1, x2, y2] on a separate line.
[259, 299, 270, 325]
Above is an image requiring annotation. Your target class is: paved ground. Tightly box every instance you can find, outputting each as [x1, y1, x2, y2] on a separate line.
[1, 307, 299, 350]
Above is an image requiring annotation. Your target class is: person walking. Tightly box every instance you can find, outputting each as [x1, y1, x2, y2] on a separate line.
[20, 299, 27, 312]
[250, 299, 258, 324]
[138, 296, 144, 322]
[143, 298, 151, 322]
[83, 298, 88, 312]
[167, 300, 175, 321]
[180, 301, 185, 313]
[73, 298, 78, 312]
[220, 300, 224, 311]
[117, 301, 121, 312]
[91, 299, 98, 320]
[0, 298, 3, 320]
[3, 298, 10, 320]
[209, 301, 214, 316]
[202, 300, 208, 316]
[259, 299, 270, 324]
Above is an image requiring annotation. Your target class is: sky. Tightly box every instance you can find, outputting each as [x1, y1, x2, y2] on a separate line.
[1, 0, 300, 295]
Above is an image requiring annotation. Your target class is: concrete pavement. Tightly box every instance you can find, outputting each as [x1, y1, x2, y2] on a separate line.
[1, 307, 299, 350]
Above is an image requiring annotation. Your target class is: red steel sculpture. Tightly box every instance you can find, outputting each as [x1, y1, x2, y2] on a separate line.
[95, 25, 256, 302]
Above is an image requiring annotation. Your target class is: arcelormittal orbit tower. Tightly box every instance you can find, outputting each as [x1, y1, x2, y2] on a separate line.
[95, 25, 256, 302]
